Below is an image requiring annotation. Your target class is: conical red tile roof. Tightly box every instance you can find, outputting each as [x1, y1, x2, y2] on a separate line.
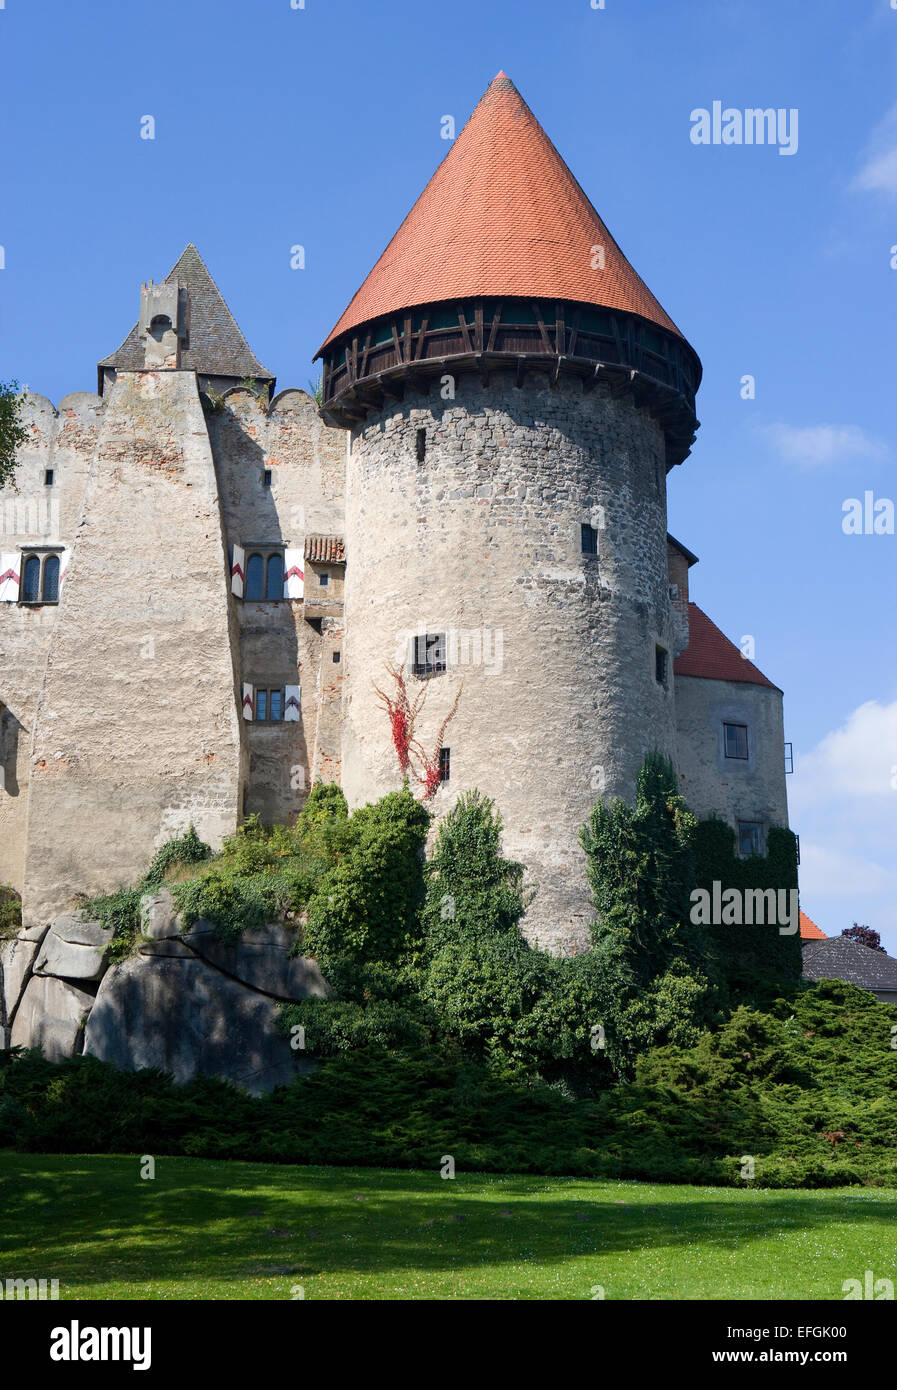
[319, 72, 685, 351]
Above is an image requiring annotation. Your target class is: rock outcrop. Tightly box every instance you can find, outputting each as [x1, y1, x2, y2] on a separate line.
[1, 889, 325, 1093]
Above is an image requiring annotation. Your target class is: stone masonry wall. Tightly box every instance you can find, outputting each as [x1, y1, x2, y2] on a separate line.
[207, 387, 346, 821]
[674, 673, 789, 837]
[0, 392, 101, 894]
[340, 369, 678, 953]
[22, 371, 246, 925]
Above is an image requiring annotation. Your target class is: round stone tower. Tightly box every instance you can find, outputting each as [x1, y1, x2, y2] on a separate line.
[317, 73, 701, 953]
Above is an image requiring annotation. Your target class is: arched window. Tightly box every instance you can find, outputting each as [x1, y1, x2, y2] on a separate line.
[42, 554, 59, 602]
[245, 553, 264, 601]
[265, 552, 283, 600]
[22, 555, 40, 603]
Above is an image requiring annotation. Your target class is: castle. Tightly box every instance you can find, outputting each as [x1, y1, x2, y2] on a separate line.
[0, 73, 789, 957]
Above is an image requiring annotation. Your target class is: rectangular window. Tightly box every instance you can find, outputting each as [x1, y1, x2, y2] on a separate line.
[415, 427, 427, 463]
[332, 650, 341, 663]
[655, 645, 668, 686]
[737, 821, 763, 857]
[44, 469, 54, 487]
[412, 632, 446, 679]
[263, 470, 272, 488]
[724, 723, 749, 760]
[319, 574, 329, 587]
[581, 523, 599, 556]
[438, 747, 450, 783]
[253, 688, 285, 722]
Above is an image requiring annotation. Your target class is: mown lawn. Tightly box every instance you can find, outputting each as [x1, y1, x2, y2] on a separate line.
[0, 1153, 894, 1300]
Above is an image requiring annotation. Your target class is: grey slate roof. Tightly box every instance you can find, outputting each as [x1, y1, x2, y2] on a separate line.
[802, 937, 897, 992]
[99, 244, 275, 384]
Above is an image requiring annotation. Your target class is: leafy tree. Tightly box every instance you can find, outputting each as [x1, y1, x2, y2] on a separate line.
[0, 381, 28, 491]
[842, 922, 885, 953]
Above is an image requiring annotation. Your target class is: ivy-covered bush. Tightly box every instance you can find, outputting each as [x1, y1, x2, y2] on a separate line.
[693, 815, 802, 998]
[301, 788, 430, 972]
[580, 752, 718, 1076]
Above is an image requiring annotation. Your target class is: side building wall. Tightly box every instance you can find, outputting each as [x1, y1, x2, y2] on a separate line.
[675, 674, 789, 841]
[22, 371, 247, 926]
[207, 388, 346, 823]
[0, 392, 100, 894]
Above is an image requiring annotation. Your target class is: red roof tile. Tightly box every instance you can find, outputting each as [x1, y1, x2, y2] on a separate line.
[800, 910, 826, 940]
[674, 603, 780, 691]
[319, 72, 686, 351]
[305, 535, 345, 563]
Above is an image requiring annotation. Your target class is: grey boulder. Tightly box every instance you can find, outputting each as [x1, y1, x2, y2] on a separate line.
[1, 936, 39, 1029]
[181, 921, 328, 1002]
[34, 912, 113, 982]
[10, 975, 94, 1060]
[83, 953, 310, 1094]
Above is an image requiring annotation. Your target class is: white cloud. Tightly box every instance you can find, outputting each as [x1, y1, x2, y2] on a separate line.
[790, 700, 897, 803]
[762, 423, 889, 469]
[790, 700, 897, 949]
[852, 101, 897, 196]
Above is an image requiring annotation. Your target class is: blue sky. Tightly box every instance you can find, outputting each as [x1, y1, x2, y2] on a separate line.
[1, 0, 895, 943]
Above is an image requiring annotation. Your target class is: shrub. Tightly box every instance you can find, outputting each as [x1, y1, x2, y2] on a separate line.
[0, 884, 22, 938]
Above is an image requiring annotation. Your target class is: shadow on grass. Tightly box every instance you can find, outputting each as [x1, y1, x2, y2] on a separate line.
[1, 1154, 895, 1290]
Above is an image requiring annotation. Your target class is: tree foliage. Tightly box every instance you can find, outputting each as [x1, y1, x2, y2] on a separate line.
[842, 923, 885, 953]
[0, 381, 28, 491]
[580, 751, 715, 1075]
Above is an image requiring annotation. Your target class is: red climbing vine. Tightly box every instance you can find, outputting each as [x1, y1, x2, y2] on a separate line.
[374, 662, 462, 801]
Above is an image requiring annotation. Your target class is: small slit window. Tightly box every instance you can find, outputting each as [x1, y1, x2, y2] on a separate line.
[412, 632, 446, 679]
[737, 821, 763, 857]
[263, 469, 272, 488]
[44, 469, 54, 487]
[415, 427, 427, 462]
[655, 645, 668, 686]
[438, 747, 450, 783]
[581, 523, 599, 556]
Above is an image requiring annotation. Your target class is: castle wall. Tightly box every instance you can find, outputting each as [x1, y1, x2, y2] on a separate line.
[22, 371, 246, 925]
[674, 674, 788, 837]
[340, 369, 678, 953]
[0, 392, 101, 893]
[206, 388, 346, 820]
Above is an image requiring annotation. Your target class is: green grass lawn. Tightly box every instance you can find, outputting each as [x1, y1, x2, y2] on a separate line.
[1, 1153, 894, 1300]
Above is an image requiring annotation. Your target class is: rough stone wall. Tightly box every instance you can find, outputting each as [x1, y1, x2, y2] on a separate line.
[0, 392, 101, 893]
[340, 369, 678, 953]
[674, 674, 789, 836]
[206, 388, 346, 820]
[22, 371, 245, 925]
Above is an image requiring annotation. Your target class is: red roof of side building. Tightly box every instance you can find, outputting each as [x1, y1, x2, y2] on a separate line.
[674, 603, 781, 692]
[318, 72, 688, 352]
[800, 911, 826, 940]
